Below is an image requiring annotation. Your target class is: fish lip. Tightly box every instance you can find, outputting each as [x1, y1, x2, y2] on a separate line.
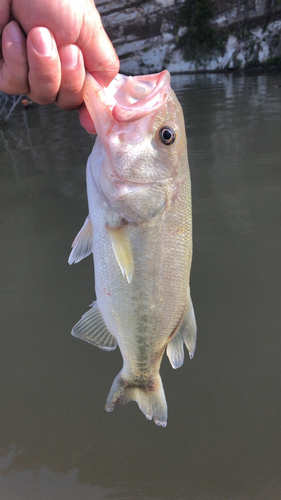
[112, 70, 171, 123]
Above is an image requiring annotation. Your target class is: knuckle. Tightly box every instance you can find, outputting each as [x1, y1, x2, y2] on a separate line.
[107, 52, 120, 75]
[55, 87, 83, 111]
[27, 69, 61, 105]
[27, 86, 57, 105]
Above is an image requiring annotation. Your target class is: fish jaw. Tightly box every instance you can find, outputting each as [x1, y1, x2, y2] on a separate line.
[111, 70, 171, 122]
[84, 70, 171, 126]
[83, 71, 168, 143]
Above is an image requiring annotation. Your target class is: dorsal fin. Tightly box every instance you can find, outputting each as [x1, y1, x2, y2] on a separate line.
[71, 301, 117, 351]
[68, 216, 93, 264]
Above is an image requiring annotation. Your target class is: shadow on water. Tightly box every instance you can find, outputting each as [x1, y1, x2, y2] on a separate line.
[0, 73, 281, 499]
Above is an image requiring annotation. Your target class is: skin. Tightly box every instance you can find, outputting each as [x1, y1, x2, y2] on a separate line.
[0, 0, 120, 133]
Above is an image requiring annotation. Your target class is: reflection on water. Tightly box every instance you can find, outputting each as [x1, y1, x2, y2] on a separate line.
[0, 448, 117, 500]
[1, 73, 281, 500]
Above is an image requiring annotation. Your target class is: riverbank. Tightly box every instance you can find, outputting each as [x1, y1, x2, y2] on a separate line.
[96, 0, 281, 75]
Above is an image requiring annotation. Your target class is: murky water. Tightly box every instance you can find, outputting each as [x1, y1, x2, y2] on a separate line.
[1, 72, 281, 500]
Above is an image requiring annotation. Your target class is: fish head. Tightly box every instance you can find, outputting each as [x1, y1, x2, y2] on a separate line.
[84, 70, 187, 187]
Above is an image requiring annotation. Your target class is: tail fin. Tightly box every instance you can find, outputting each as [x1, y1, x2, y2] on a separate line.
[105, 372, 168, 427]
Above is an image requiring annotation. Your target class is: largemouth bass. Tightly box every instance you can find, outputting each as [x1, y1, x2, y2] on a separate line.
[69, 70, 196, 427]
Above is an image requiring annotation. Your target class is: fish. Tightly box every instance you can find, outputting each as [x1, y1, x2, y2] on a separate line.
[68, 70, 197, 427]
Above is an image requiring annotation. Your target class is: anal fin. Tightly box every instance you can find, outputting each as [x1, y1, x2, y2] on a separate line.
[166, 290, 197, 369]
[106, 223, 134, 283]
[71, 301, 117, 351]
[68, 216, 93, 265]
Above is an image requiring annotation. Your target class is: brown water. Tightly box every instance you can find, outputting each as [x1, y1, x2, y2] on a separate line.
[0, 72, 281, 500]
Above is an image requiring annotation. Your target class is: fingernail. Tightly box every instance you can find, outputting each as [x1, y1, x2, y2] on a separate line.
[30, 28, 53, 56]
[60, 45, 79, 69]
[5, 21, 23, 43]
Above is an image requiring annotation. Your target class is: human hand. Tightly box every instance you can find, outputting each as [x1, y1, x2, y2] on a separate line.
[0, 0, 119, 133]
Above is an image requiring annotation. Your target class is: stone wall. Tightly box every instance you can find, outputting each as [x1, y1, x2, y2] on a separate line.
[96, 0, 281, 73]
[95, 0, 185, 74]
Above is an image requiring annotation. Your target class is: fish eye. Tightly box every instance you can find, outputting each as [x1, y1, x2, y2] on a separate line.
[158, 126, 176, 146]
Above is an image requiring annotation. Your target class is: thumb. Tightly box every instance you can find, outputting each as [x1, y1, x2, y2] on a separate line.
[78, 6, 119, 87]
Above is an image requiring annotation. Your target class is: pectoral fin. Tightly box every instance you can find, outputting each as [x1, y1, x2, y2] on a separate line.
[166, 291, 197, 368]
[106, 223, 134, 283]
[71, 301, 117, 351]
[68, 216, 93, 264]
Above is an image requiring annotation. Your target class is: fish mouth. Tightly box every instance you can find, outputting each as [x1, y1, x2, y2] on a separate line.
[110, 71, 171, 122]
[83, 70, 171, 134]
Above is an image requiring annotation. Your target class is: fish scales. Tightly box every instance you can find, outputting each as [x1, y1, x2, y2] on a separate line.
[69, 70, 197, 427]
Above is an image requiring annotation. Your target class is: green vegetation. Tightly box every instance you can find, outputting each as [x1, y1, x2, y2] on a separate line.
[118, 52, 135, 60]
[178, 0, 225, 58]
[245, 57, 281, 70]
[263, 56, 281, 67]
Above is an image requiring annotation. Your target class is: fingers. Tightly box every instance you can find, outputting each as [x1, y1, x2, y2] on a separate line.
[0, 21, 29, 94]
[56, 44, 85, 110]
[0, 23, 62, 103]
[26, 27, 61, 104]
[0, 0, 120, 128]
[26, 29, 87, 111]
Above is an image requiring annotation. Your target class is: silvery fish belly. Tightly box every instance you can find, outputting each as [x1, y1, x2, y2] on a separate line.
[69, 70, 197, 427]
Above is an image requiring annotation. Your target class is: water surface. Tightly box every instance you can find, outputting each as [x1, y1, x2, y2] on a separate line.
[0, 72, 281, 499]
